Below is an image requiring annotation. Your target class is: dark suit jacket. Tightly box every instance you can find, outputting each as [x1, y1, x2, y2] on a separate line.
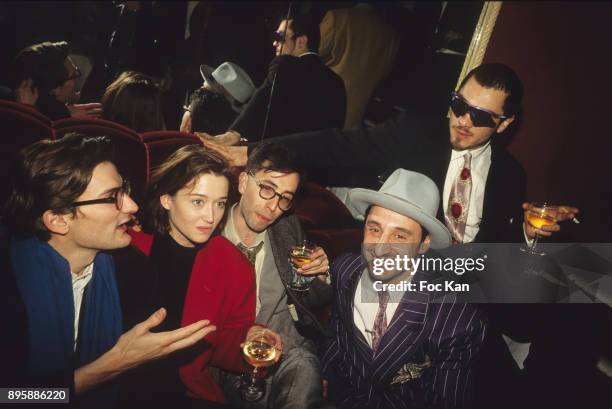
[258, 110, 526, 243]
[321, 253, 487, 409]
[230, 53, 346, 140]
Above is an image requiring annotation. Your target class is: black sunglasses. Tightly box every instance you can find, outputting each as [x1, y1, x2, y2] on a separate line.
[450, 92, 507, 128]
[272, 31, 295, 43]
[72, 180, 131, 211]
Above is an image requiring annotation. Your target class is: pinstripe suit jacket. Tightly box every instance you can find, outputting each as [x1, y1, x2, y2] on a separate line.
[321, 253, 487, 409]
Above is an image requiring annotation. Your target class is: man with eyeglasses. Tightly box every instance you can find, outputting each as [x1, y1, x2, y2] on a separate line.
[206, 63, 578, 244]
[205, 13, 345, 143]
[9, 41, 102, 120]
[0, 133, 215, 408]
[219, 142, 334, 409]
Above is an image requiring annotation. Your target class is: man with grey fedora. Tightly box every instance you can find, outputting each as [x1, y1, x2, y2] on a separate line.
[320, 168, 487, 409]
[180, 62, 256, 134]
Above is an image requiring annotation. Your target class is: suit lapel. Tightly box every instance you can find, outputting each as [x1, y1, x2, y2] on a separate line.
[340, 257, 373, 364]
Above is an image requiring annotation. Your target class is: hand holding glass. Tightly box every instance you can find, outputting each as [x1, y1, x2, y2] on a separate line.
[288, 241, 317, 291]
[240, 328, 277, 402]
[522, 202, 559, 256]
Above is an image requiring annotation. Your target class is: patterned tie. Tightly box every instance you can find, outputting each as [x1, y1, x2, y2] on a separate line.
[371, 291, 390, 354]
[445, 152, 473, 244]
[237, 241, 264, 266]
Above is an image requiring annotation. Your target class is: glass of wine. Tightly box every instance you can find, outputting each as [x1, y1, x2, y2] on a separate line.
[521, 202, 559, 256]
[240, 328, 277, 402]
[288, 240, 317, 292]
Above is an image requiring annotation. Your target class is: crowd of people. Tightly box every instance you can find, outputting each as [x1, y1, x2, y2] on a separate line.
[1, 3, 609, 409]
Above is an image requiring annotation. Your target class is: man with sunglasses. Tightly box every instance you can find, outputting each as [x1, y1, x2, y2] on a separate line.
[206, 63, 573, 244]
[0, 133, 215, 407]
[207, 13, 345, 143]
[219, 142, 334, 409]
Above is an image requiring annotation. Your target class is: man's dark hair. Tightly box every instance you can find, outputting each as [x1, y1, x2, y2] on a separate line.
[246, 142, 302, 178]
[11, 41, 71, 95]
[144, 145, 234, 236]
[188, 88, 237, 135]
[3, 133, 115, 241]
[458, 63, 524, 117]
[288, 13, 320, 52]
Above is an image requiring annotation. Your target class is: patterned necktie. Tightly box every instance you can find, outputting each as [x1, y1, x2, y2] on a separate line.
[371, 291, 390, 354]
[445, 152, 473, 244]
[237, 242, 264, 266]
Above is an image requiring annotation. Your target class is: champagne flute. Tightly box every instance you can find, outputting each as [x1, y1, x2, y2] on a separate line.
[240, 328, 277, 402]
[288, 240, 317, 292]
[521, 202, 559, 256]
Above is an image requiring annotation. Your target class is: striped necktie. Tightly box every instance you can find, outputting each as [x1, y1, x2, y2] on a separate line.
[372, 290, 390, 354]
[237, 241, 264, 266]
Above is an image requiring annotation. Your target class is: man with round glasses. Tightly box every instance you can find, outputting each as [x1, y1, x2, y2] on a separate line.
[0, 133, 215, 407]
[219, 142, 334, 409]
[206, 63, 564, 244]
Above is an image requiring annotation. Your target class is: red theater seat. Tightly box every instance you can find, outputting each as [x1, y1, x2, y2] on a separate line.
[142, 131, 202, 176]
[53, 117, 142, 142]
[294, 182, 358, 230]
[0, 100, 53, 127]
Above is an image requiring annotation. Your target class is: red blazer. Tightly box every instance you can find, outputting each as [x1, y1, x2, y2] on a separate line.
[129, 231, 256, 403]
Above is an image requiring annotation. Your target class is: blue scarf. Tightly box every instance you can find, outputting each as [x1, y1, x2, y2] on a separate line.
[10, 236, 123, 406]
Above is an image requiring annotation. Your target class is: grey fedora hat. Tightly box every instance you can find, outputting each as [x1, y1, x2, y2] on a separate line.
[200, 62, 255, 104]
[348, 169, 451, 249]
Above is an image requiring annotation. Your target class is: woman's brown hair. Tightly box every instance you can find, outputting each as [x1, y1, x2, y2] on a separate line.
[101, 71, 164, 132]
[144, 145, 234, 236]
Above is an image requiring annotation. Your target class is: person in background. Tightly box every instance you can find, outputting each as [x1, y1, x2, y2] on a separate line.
[10, 41, 102, 119]
[101, 70, 165, 132]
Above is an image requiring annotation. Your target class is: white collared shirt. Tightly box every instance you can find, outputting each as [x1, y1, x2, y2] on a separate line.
[442, 142, 492, 243]
[353, 270, 401, 348]
[222, 204, 266, 315]
[72, 263, 94, 350]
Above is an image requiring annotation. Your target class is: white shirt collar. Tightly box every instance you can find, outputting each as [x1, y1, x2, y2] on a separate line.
[223, 204, 265, 247]
[298, 51, 318, 58]
[450, 140, 491, 162]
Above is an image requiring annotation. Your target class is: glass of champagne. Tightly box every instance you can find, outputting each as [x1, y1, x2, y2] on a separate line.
[288, 240, 317, 292]
[521, 202, 559, 256]
[240, 328, 277, 402]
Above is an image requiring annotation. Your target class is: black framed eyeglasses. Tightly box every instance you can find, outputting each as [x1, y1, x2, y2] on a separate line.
[72, 180, 131, 211]
[450, 92, 507, 128]
[248, 172, 294, 211]
[66, 57, 82, 81]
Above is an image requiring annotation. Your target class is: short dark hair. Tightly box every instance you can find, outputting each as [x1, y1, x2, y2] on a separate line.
[246, 142, 302, 178]
[288, 14, 320, 52]
[101, 71, 164, 132]
[144, 145, 234, 235]
[3, 133, 115, 240]
[188, 88, 237, 135]
[11, 41, 71, 94]
[458, 63, 523, 117]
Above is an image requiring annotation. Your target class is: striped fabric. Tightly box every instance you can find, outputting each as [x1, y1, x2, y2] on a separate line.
[321, 253, 487, 409]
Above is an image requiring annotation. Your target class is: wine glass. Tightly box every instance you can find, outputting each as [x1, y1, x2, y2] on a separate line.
[521, 202, 559, 256]
[240, 328, 278, 402]
[288, 240, 317, 292]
